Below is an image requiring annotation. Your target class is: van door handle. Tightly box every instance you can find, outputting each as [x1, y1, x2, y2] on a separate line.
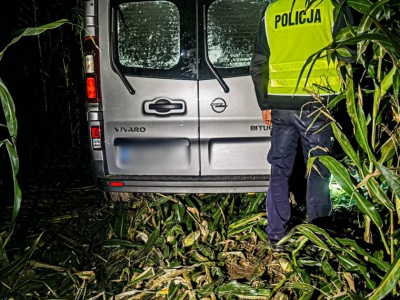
[144, 98, 186, 115]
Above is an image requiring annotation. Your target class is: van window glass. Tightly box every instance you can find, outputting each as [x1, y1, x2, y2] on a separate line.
[117, 1, 180, 69]
[207, 0, 269, 69]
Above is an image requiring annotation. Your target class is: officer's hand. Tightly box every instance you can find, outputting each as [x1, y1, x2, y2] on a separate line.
[262, 109, 272, 126]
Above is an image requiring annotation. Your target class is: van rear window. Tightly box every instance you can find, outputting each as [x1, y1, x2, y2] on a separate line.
[117, 1, 180, 69]
[207, 0, 269, 69]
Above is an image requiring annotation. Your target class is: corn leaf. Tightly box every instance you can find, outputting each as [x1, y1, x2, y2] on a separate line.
[337, 238, 390, 272]
[284, 283, 314, 294]
[0, 238, 7, 267]
[372, 67, 396, 135]
[99, 239, 141, 248]
[167, 281, 181, 299]
[331, 122, 362, 172]
[357, 0, 389, 34]
[336, 254, 376, 290]
[335, 27, 357, 43]
[114, 206, 129, 239]
[298, 224, 341, 248]
[321, 261, 336, 277]
[254, 226, 269, 244]
[198, 277, 225, 294]
[0, 79, 17, 143]
[374, 162, 400, 200]
[345, 65, 375, 160]
[246, 193, 265, 214]
[127, 267, 155, 287]
[347, 0, 373, 14]
[369, 247, 400, 300]
[309, 156, 383, 229]
[295, 225, 330, 252]
[182, 231, 200, 247]
[380, 66, 396, 96]
[336, 47, 353, 58]
[319, 277, 344, 297]
[0, 232, 43, 278]
[339, 33, 390, 47]
[0, 141, 21, 247]
[216, 281, 270, 298]
[378, 135, 397, 164]
[0, 19, 67, 61]
[366, 177, 394, 211]
[228, 213, 265, 230]
[133, 227, 160, 259]
[394, 71, 400, 100]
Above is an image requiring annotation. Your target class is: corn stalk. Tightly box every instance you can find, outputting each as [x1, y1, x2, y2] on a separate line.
[0, 18, 66, 289]
[292, 0, 400, 299]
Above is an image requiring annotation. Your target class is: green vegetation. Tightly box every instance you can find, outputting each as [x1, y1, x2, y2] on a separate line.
[0, 19, 67, 269]
[0, 0, 400, 299]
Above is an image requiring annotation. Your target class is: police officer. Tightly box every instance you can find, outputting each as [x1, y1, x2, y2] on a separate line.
[250, 0, 352, 252]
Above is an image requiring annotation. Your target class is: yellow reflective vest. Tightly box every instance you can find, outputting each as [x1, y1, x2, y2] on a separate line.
[264, 0, 341, 99]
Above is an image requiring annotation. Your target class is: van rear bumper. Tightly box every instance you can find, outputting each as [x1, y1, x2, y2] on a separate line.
[96, 177, 269, 193]
[92, 161, 269, 193]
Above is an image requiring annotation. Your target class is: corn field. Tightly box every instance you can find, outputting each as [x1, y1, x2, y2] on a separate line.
[1, 0, 400, 299]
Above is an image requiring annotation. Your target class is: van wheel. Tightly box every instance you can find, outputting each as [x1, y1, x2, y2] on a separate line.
[105, 192, 137, 202]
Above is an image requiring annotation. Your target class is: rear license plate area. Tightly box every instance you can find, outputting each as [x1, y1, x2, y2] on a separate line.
[115, 138, 190, 170]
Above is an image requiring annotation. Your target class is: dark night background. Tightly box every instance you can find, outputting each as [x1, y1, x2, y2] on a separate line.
[0, 0, 88, 207]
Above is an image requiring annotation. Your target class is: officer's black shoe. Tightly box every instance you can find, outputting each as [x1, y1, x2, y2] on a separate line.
[269, 240, 286, 252]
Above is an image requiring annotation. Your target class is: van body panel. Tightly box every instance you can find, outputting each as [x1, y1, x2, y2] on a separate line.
[199, 77, 271, 175]
[97, 1, 200, 176]
[85, 0, 98, 36]
[103, 77, 200, 175]
[101, 78, 200, 176]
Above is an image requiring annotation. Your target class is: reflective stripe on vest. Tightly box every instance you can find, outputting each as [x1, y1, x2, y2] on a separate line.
[265, 0, 341, 96]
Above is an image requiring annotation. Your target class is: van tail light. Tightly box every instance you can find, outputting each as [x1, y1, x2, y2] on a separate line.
[110, 181, 124, 187]
[91, 126, 102, 150]
[84, 36, 102, 103]
[86, 76, 97, 99]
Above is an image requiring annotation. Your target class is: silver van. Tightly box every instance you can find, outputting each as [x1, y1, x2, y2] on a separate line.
[84, 0, 271, 193]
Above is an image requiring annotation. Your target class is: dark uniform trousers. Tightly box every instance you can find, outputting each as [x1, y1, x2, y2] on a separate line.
[266, 107, 334, 241]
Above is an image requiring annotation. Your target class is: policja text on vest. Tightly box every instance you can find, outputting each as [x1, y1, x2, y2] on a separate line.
[275, 8, 322, 29]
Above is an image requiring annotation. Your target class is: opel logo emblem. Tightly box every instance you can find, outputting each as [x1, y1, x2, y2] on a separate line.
[210, 98, 228, 113]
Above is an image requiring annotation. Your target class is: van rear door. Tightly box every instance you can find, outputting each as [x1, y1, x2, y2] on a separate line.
[93, 0, 271, 191]
[199, 0, 271, 177]
[103, 0, 200, 177]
